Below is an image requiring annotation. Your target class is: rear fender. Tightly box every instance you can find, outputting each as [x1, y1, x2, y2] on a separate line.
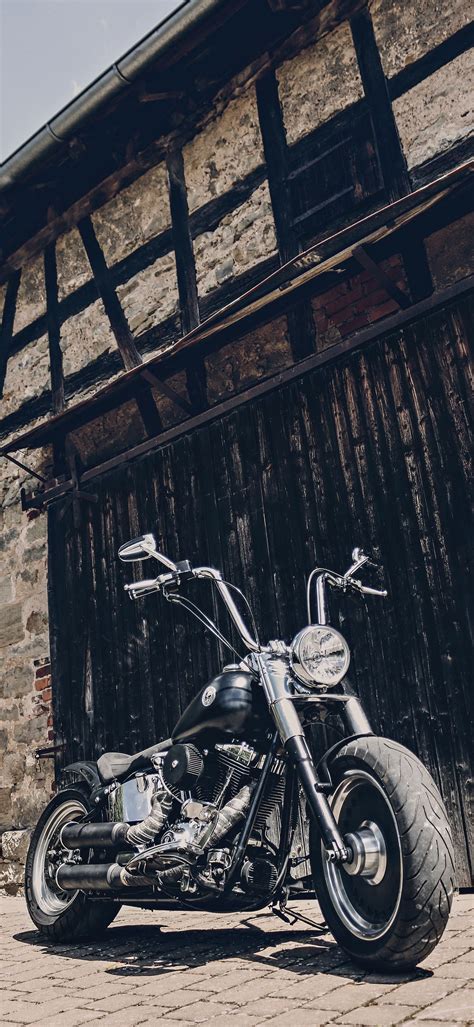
[61, 761, 101, 791]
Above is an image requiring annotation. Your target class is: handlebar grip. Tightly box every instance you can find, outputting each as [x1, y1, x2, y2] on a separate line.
[359, 584, 388, 597]
[124, 579, 160, 599]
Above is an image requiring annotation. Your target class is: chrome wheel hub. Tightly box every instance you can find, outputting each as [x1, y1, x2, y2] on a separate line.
[343, 820, 387, 885]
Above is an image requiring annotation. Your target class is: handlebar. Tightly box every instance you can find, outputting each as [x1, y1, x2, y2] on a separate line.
[124, 563, 261, 652]
[307, 548, 388, 623]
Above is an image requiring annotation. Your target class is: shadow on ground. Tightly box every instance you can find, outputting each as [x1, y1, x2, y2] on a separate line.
[14, 917, 429, 986]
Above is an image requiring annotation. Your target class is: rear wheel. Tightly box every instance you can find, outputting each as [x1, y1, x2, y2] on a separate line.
[25, 786, 120, 941]
[310, 736, 455, 970]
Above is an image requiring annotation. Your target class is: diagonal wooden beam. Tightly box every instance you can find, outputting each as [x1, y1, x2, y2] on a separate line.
[166, 148, 207, 412]
[353, 245, 411, 309]
[78, 216, 163, 436]
[350, 7, 411, 202]
[0, 269, 21, 394]
[44, 242, 64, 414]
[140, 367, 192, 414]
[256, 69, 316, 361]
[78, 217, 143, 371]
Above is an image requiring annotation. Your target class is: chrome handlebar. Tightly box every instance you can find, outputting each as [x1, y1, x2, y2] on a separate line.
[124, 563, 261, 652]
[123, 538, 385, 645]
[307, 549, 388, 624]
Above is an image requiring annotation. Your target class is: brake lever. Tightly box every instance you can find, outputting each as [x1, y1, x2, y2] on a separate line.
[351, 579, 388, 598]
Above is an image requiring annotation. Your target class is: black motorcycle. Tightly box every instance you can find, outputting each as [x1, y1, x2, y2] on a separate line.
[26, 536, 455, 969]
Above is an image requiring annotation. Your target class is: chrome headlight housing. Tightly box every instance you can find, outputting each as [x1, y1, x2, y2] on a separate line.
[290, 625, 350, 690]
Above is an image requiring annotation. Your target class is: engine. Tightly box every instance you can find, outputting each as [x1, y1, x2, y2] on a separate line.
[108, 741, 284, 897]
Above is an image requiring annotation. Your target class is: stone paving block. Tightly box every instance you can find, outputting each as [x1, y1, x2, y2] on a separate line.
[412, 986, 474, 1020]
[132, 983, 206, 1006]
[335, 1004, 415, 1025]
[83, 993, 147, 1014]
[234, 996, 295, 1017]
[165, 1000, 232, 1021]
[191, 968, 267, 992]
[378, 976, 463, 1005]
[267, 976, 347, 1001]
[213, 977, 281, 1004]
[312, 982, 400, 1012]
[1, 1002, 64, 1025]
[20, 1012, 103, 1027]
[259, 1011, 339, 1026]
[211, 1015, 261, 1027]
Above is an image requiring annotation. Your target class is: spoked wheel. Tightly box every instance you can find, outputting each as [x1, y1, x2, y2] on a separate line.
[31, 796, 87, 917]
[25, 786, 120, 941]
[310, 737, 455, 970]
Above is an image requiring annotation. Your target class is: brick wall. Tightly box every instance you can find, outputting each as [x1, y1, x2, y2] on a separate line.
[312, 256, 408, 349]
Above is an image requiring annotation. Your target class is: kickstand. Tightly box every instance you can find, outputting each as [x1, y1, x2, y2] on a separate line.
[272, 901, 326, 931]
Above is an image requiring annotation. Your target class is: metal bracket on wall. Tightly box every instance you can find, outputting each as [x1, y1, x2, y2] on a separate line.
[35, 743, 65, 760]
[4, 446, 97, 515]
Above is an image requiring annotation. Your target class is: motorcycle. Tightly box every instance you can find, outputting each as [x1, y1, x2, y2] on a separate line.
[26, 536, 455, 969]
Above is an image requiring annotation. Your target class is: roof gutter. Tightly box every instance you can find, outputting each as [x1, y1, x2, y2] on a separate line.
[0, 0, 242, 193]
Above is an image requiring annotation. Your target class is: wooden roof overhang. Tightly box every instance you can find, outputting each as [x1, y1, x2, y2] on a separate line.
[1, 160, 473, 507]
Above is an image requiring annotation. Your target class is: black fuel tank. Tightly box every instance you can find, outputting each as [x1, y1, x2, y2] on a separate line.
[172, 668, 270, 747]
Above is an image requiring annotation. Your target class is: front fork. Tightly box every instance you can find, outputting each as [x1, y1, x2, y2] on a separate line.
[254, 653, 373, 863]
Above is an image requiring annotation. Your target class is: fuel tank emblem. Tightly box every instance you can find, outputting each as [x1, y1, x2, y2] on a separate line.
[202, 685, 216, 707]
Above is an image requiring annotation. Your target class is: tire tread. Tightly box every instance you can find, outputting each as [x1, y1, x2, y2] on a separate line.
[312, 736, 455, 970]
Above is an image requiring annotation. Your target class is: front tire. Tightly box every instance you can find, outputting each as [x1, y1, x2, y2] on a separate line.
[25, 786, 120, 941]
[310, 736, 455, 970]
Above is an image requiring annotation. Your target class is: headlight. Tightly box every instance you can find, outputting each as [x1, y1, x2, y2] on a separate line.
[290, 625, 350, 690]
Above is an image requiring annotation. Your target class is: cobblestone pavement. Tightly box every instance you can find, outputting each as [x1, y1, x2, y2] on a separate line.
[0, 893, 472, 1027]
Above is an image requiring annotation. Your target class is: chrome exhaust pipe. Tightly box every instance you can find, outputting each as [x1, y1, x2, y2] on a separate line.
[56, 862, 124, 891]
[55, 862, 154, 891]
[60, 821, 130, 849]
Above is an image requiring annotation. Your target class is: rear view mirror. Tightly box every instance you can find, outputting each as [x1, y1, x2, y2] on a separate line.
[118, 533, 157, 562]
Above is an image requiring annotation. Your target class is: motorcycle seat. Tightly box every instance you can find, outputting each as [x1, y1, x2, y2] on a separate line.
[97, 737, 172, 784]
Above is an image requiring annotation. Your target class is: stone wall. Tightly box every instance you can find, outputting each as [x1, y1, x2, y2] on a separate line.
[371, 0, 472, 78]
[194, 182, 277, 299]
[276, 20, 363, 145]
[0, 450, 54, 894]
[393, 48, 474, 170]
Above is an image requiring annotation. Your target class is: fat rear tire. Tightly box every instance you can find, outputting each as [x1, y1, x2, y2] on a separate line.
[25, 785, 120, 942]
[310, 736, 455, 970]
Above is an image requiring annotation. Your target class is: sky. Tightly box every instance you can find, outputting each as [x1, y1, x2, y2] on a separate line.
[0, 0, 182, 162]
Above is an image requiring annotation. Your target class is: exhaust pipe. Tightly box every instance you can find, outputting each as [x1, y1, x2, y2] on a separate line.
[56, 862, 124, 891]
[56, 862, 154, 891]
[60, 821, 130, 849]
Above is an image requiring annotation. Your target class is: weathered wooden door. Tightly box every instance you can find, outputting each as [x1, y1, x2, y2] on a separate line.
[48, 293, 473, 884]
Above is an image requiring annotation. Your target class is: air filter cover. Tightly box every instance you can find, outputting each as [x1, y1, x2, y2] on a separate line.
[162, 743, 204, 791]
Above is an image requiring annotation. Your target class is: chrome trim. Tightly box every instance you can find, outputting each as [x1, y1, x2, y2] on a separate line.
[194, 567, 262, 652]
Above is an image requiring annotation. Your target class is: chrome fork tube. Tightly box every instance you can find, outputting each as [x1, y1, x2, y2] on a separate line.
[255, 654, 348, 861]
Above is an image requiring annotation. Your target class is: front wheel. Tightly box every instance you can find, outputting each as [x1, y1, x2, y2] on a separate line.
[310, 736, 455, 970]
